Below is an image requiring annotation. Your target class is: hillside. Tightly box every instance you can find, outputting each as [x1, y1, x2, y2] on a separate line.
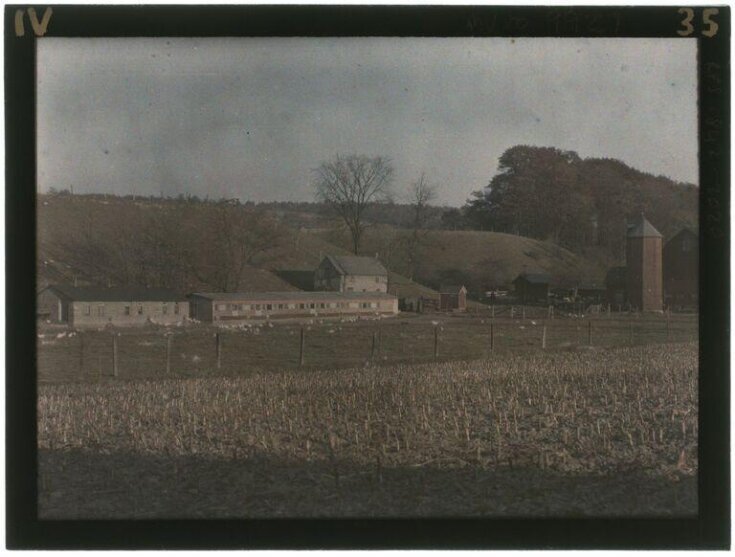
[37, 193, 608, 300]
[257, 200, 448, 230]
[309, 225, 606, 294]
[37, 194, 449, 300]
[36, 195, 298, 293]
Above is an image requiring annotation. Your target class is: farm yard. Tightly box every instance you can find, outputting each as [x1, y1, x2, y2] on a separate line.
[38, 342, 698, 518]
[26, 31, 713, 536]
[36, 307, 699, 518]
[37, 311, 698, 383]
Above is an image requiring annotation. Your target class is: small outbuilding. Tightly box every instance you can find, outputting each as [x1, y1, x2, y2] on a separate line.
[37, 285, 188, 328]
[513, 273, 551, 305]
[439, 285, 467, 311]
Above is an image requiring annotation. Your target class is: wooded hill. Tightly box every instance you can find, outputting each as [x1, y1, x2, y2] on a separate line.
[458, 146, 698, 261]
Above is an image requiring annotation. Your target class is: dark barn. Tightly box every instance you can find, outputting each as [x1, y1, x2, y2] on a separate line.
[439, 285, 467, 311]
[663, 228, 698, 308]
[605, 266, 627, 306]
[513, 273, 550, 305]
[574, 284, 606, 304]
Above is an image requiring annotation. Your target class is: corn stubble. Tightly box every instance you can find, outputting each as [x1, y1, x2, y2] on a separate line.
[38, 342, 698, 517]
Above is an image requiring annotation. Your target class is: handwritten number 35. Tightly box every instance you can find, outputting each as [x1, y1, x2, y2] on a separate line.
[678, 8, 719, 37]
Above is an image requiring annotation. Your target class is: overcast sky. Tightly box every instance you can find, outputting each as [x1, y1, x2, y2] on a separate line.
[37, 37, 697, 207]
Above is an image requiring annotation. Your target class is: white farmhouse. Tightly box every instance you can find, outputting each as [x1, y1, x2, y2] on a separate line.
[315, 255, 388, 293]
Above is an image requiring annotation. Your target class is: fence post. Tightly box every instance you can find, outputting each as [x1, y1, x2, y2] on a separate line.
[166, 334, 172, 375]
[629, 321, 634, 345]
[666, 313, 671, 342]
[433, 325, 439, 361]
[371, 331, 378, 361]
[79, 334, 84, 373]
[490, 323, 495, 352]
[510, 306, 514, 319]
[299, 327, 305, 366]
[112, 334, 118, 377]
[215, 332, 222, 369]
[522, 307, 526, 320]
[587, 320, 592, 346]
[547, 305, 552, 319]
[542, 324, 547, 349]
[491, 305, 495, 319]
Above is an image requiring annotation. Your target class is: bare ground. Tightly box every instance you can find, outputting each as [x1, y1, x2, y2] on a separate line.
[38, 449, 696, 519]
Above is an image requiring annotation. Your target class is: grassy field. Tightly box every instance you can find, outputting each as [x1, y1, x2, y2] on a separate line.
[37, 312, 698, 383]
[38, 342, 698, 518]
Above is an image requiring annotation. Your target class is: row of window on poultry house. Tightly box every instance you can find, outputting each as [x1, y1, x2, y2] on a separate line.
[189, 292, 398, 323]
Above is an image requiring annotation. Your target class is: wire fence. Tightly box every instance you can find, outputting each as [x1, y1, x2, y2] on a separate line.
[37, 313, 699, 383]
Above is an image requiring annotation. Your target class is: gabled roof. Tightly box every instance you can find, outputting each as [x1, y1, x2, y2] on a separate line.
[667, 227, 698, 243]
[45, 285, 186, 302]
[323, 255, 388, 276]
[274, 270, 316, 291]
[627, 214, 662, 238]
[514, 273, 551, 285]
[440, 284, 467, 294]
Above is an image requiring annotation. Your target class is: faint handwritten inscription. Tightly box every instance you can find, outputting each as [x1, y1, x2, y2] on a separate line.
[547, 9, 621, 35]
[702, 60, 725, 239]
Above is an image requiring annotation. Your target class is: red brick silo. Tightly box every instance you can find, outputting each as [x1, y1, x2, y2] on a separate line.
[626, 214, 663, 311]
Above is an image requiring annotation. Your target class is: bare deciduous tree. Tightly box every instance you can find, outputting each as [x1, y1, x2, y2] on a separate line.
[410, 173, 437, 230]
[405, 173, 438, 279]
[313, 154, 393, 254]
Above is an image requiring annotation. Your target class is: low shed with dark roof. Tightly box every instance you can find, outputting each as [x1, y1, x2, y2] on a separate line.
[37, 285, 188, 328]
[513, 273, 551, 304]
